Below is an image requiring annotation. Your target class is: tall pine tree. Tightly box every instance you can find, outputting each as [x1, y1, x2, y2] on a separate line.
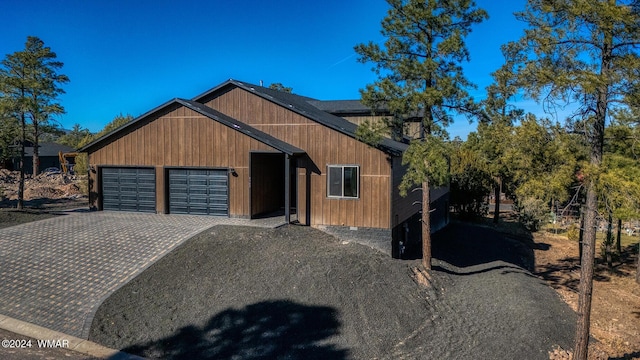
[355, 0, 487, 269]
[479, 61, 523, 223]
[23, 37, 69, 175]
[0, 36, 68, 208]
[1, 41, 30, 208]
[504, 1, 640, 358]
[0, 106, 19, 166]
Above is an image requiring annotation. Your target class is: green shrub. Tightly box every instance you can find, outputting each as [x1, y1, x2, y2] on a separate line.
[450, 166, 492, 219]
[514, 197, 550, 231]
[71, 153, 89, 196]
[567, 224, 580, 242]
[74, 153, 88, 175]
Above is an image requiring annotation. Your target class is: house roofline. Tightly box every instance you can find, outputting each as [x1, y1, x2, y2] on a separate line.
[78, 98, 305, 156]
[193, 80, 408, 156]
[177, 99, 305, 156]
[78, 98, 178, 153]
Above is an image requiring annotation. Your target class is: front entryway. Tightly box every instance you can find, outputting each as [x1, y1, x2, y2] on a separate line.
[250, 153, 284, 218]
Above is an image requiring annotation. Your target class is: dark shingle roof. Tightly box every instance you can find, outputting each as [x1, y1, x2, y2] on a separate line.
[310, 99, 425, 122]
[307, 100, 380, 115]
[194, 80, 408, 156]
[78, 99, 305, 156]
[25, 142, 75, 157]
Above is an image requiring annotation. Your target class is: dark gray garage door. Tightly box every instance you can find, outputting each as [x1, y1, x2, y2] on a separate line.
[169, 169, 229, 216]
[102, 167, 156, 212]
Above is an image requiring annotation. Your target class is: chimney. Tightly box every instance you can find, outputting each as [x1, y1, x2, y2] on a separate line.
[260, 80, 263, 87]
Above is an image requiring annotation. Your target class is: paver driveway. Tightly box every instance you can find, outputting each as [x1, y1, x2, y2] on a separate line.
[0, 211, 284, 339]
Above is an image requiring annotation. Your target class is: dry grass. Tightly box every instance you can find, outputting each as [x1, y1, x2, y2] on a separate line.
[484, 211, 640, 360]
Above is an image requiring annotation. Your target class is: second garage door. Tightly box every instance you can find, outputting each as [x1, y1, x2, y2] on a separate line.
[169, 169, 229, 216]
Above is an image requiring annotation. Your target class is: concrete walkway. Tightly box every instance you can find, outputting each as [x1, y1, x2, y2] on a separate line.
[0, 211, 286, 340]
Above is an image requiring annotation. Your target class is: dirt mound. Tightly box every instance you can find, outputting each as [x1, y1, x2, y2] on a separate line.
[90, 224, 576, 360]
[0, 169, 84, 201]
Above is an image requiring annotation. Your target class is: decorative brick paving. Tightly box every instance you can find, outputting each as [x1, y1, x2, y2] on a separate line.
[0, 211, 285, 339]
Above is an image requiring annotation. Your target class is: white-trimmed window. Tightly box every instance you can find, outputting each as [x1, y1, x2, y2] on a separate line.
[327, 165, 359, 198]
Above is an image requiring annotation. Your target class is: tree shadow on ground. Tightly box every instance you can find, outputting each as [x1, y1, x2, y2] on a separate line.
[0, 197, 86, 210]
[535, 256, 610, 292]
[114, 300, 348, 360]
[430, 222, 538, 273]
[536, 242, 639, 291]
[609, 350, 640, 360]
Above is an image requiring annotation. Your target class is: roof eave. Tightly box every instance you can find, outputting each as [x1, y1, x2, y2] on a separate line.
[78, 98, 180, 153]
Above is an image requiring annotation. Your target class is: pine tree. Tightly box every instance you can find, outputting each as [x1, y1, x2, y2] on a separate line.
[57, 123, 91, 149]
[1, 41, 30, 209]
[0, 106, 19, 165]
[355, 0, 487, 269]
[268, 83, 293, 93]
[504, 116, 584, 231]
[449, 136, 493, 218]
[600, 122, 640, 267]
[504, 1, 640, 358]
[478, 61, 523, 223]
[93, 113, 133, 137]
[0, 36, 68, 208]
[22, 37, 69, 175]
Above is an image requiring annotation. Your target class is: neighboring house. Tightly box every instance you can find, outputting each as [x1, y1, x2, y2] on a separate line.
[79, 80, 449, 257]
[12, 142, 75, 175]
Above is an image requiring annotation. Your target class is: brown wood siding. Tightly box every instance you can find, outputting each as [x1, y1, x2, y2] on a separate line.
[88, 105, 276, 215]
[155, 165, 165, 213]
[202, 87, 392, 229]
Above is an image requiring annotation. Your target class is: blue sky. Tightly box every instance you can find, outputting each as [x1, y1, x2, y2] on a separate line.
[2, 0, 531, 139]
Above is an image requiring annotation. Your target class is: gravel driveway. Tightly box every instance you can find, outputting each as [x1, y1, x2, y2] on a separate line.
[89, 223, 576, 359]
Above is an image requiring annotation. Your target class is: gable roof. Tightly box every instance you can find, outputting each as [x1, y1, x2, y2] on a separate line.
[78, 98, 305, 156]
[193, 80, 408, 156]
[178, 99, 305, 156]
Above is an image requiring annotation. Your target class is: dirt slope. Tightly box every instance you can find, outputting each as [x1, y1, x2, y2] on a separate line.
[0, 169, 84, 207]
